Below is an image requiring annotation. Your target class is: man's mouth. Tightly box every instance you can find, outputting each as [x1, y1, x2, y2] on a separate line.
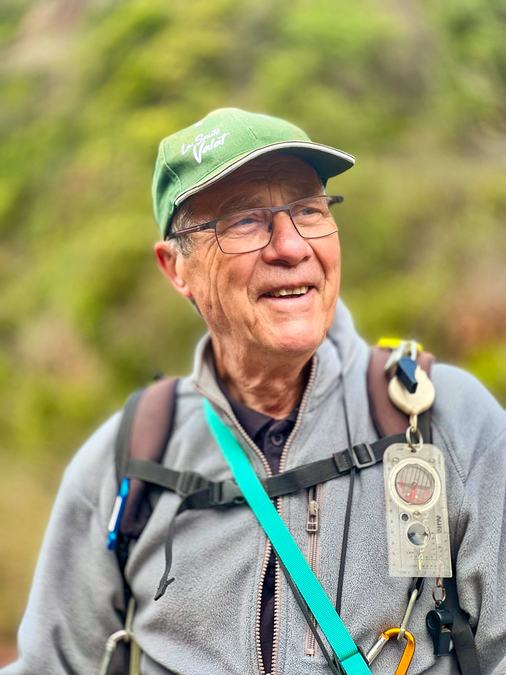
[263, 285, 311, 298]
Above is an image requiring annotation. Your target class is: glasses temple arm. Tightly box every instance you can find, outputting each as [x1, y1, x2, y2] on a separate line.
[164, 221, 217, 241]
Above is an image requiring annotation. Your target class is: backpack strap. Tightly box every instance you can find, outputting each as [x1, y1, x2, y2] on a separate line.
[106, 378, 179, 669]
[111, 378, 178, 557]
[443, 577, 482, 675]
[123, 433, 405, 510]
[367, 345, 434, 440]
[117, 378, 178, 538]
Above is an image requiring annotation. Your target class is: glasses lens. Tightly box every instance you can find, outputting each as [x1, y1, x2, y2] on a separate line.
[290, 197, 337, 239]
[216, 208, 271, 254]
[214, 196, 339, 254]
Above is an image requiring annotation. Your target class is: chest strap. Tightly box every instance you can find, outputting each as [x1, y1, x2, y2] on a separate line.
[120, 431, 405, 518]
[148, 428, 405, 604]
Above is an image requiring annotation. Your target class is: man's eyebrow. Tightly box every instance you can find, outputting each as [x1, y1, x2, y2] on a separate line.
[217, 187, 321, 216]
[218, 195, 266, 214]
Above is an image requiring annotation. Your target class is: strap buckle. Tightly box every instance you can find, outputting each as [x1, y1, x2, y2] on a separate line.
[351, 443, 376, 469]
[209, 479, 245, 507]
[176, 471, 205, 497]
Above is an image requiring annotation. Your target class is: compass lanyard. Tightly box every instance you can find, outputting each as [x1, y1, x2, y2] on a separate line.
[203, 399, 371, 675]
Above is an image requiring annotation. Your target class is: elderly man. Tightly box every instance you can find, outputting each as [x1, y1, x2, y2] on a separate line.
[4, 109, 505, 675]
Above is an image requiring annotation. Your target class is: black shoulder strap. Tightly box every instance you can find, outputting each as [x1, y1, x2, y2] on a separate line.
[444, 576, 482, 674]
[114, 377, 178, 540]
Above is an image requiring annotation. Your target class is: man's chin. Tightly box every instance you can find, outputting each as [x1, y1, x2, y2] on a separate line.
[260, 327, 324, 357]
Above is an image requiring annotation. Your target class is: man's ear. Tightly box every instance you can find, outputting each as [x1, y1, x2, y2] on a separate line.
[154, 241, 193, 300]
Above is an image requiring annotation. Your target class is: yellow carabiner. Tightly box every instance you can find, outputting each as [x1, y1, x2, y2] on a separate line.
[366, 626, 416, 675]
[376, 337, 424, 352]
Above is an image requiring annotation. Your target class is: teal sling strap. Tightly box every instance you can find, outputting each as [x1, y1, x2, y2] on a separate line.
[203, 400, 371, 675]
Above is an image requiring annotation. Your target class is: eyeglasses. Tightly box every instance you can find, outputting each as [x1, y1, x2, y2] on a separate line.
[166, 195, 343, 254]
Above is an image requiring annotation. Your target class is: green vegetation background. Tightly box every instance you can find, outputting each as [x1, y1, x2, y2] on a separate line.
[1, 0, 505, 659]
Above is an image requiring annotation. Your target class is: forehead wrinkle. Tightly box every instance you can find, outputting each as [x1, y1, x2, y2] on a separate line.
[219, 170, 322, 212]
[216, 176, 323, 218]
[218, 180, 270, 214]
[225, 158, 319, 187]
[186, 155, 323, 222]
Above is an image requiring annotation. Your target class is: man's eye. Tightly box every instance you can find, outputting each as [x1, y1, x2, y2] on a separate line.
[218, 212, 264, 238]
[294, 206, 322, 219]
[223, 211, 264, 230]
[234, 217, 257, 226]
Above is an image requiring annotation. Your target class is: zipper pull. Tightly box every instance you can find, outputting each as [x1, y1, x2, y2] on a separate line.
[306, 498, 319, 533]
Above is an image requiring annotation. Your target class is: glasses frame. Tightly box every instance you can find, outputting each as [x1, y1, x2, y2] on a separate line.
[165, 194, 344, 254]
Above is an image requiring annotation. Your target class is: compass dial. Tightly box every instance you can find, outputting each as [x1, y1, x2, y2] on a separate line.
[394, 462, 435, 506]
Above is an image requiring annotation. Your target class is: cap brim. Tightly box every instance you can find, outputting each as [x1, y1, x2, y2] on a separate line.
[174, 141, 355, 207]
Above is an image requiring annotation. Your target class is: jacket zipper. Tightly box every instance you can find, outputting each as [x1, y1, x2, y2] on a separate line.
[255, 542, 273, 675]
[304, 483, 322, 657]
[270, 358, 318, 675]
[195, 357, 317, 675]
[193, 386, 273, 674]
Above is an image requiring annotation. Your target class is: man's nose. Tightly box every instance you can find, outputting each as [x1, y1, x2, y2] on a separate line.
[261, 210, 312, 264]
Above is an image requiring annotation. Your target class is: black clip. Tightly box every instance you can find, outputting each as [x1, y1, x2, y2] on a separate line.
[351, 443, 376, 469]
[426, 606, 454, 656]
[176, 471, 204, 497]
[396, 356, 418, 394]
[209, 480, 245, 507]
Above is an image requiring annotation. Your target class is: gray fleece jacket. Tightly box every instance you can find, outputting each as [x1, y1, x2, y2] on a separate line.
[4, 303, 506, 675]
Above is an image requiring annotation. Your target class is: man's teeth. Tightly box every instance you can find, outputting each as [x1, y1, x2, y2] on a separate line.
[267, 286, 309, 298]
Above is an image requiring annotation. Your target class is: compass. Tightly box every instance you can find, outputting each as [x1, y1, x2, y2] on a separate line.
[383, 444, 452, 577]
[388, 457, 441, 512]
[395, 462, 435, 505]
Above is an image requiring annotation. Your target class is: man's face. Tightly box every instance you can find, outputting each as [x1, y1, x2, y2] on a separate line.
[158, 154, 341, 361]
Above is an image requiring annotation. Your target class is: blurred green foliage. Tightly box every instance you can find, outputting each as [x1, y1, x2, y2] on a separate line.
[0, 0, 505, 650]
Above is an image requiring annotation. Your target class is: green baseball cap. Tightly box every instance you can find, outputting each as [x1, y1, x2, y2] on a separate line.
[152, 107, 355, 237]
